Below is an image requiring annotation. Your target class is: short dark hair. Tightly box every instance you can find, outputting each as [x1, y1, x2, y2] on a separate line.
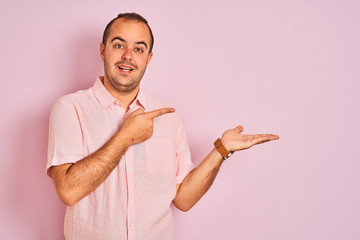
[102, 13, 154, 53]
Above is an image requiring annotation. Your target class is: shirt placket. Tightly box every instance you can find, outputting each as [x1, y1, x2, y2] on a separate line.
[122, 105, 141, 240]
[114, 102, 135, 240]
[125, 145, 136, 240]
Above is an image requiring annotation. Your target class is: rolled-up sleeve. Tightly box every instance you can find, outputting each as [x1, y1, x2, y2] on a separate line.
[175, 119, 195, 184]
[46, 99, 84, 177]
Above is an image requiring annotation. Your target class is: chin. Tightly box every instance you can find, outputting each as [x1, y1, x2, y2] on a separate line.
[114, 82, 140, 93]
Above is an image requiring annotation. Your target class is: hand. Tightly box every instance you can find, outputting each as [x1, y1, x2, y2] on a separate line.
[221, 126, 279, 152]
[120, 108, 175, 144]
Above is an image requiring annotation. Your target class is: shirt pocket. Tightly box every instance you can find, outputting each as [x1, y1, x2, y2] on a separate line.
[145, 138, 175, 174]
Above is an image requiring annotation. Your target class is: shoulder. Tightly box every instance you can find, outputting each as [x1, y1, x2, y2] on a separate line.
[141, 91, 180, 117]
[56, 87, 93, 105]
[51, 87, 94, 115]
[141, 91, 185, 126]
[140, 91, 174, 110]
[52, 82, 97, 107]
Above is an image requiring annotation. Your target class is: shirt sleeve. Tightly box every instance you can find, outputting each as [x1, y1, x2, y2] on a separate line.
[175, 118, 195, 184]
[46, 99, 84, 177]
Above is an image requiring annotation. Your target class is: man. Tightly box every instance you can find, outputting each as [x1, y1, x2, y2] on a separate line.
[47, 13, 279, 240]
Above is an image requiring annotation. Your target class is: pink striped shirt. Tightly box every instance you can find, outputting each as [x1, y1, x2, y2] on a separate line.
[47, 77, 194, 240]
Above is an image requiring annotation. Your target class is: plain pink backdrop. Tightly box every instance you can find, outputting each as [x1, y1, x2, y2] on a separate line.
[1, 0, 359, 239]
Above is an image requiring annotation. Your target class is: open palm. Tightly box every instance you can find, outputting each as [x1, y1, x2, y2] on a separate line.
[221, 126, 279, 152]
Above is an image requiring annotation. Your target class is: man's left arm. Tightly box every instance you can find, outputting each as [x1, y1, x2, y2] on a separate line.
[172, 126, 279, 212]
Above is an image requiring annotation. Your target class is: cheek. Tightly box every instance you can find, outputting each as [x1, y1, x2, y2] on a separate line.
[104, 49, 118, 60]
[138, 56, 150, 67]
[105, 55, 119, 67]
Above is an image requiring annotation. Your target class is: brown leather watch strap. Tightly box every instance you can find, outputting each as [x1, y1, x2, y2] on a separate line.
[214, 138, 234, 160]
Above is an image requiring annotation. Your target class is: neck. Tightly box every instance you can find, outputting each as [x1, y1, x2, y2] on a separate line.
[102, 78, 139, 112]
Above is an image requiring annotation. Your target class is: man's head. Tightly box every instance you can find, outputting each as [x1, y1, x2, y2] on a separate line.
[102, 13, 154, 53]
[100, 13, 154, 96]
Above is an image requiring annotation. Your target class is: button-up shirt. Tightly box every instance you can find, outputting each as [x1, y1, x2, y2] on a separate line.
[47, 77, 194, 240]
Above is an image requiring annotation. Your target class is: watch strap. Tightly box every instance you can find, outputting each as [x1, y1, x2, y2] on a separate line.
[214, 138, 234, 160]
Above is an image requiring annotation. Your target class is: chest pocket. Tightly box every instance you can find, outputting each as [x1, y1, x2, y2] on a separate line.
[145, 138, 175, 174]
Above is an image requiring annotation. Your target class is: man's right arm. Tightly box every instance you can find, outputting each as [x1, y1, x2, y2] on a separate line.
[50, 107, 174, 206]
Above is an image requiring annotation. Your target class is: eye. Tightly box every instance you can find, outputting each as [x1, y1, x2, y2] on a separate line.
[135, 48, 144, 53]
[114, 44, 124, 49]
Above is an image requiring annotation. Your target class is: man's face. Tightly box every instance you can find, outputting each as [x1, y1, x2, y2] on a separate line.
[100, 18, 153, 94]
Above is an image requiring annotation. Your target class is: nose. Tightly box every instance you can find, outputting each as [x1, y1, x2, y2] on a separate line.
[122, 48, 133, 61]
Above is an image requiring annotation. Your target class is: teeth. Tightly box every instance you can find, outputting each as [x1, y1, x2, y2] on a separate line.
[119, 66, 133, 71]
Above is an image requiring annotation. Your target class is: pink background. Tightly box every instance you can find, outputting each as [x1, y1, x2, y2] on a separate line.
[1, 0, 359, 239]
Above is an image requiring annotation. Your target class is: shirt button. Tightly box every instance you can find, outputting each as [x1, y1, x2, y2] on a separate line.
[128, 167, 132, 171]
[129, 195, 133, 199]
[129, 223, 134, 227]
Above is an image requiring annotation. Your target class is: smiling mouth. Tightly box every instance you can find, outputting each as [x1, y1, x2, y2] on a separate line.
[118, 66, 134, 72]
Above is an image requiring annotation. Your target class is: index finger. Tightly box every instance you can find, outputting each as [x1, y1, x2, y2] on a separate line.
[252, 134, 280, 142]
[145, 108, 175, 119]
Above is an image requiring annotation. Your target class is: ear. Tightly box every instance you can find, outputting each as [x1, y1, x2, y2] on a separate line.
[146, 52, 153, 66]
[100, 42, 105, 61]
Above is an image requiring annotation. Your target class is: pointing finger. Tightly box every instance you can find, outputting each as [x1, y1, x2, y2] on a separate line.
[130, 108, 145, 116]
[146, 108, 175, 119]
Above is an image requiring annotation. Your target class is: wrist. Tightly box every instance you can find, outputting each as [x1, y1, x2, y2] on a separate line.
[115, 129, 134, 148]
[214, 138, 234, 160]
[211, 148, 225, 164]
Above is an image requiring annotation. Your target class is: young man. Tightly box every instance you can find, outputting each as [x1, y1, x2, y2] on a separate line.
[47, 13, 279, 240]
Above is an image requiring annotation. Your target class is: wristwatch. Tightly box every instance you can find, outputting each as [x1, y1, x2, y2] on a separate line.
[214, 138, 234, 160]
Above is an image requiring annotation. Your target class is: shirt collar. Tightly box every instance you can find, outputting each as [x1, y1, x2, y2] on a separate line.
[134, 88, 147, 110]
[92, 76, 147, 110]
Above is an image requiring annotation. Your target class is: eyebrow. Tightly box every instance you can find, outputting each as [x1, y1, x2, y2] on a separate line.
[111, 37, 148, 49]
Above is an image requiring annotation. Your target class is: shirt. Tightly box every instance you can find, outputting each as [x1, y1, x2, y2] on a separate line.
[47, 77, 194, 240]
